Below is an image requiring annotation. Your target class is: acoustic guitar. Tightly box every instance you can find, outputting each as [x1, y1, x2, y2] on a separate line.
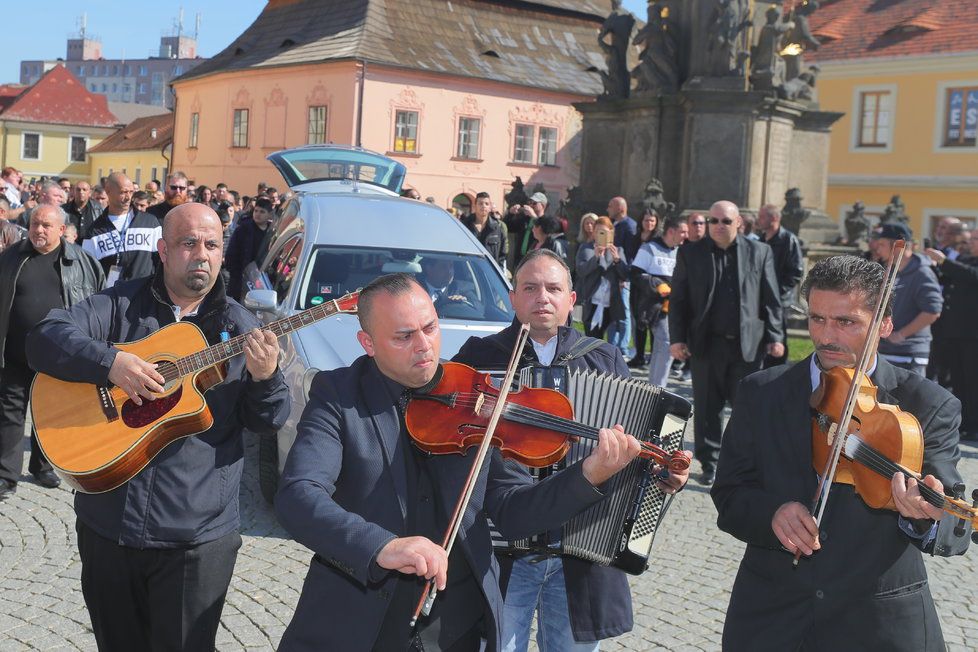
[31, 291, 359, 494]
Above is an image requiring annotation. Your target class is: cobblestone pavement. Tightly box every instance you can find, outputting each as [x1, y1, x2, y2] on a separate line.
[3, 376, 978, 650]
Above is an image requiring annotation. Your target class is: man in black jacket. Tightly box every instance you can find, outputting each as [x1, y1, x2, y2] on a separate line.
[274, 271, 644, 651]
[712, 255, 968, 651]
[62, 180, 100, 241]
[81, 172, 162, 287]
[0, 204, 104, 499]
[757, 203, 804, 366]
[146, 171, 190, 224]
[453, 250, 689, 651]
[925, 236, 978, 439]
[27, 202, 290, 650]
[669, 200, 783, 485]
[461, 191, 508, 271]
[224, 197, 275, 301]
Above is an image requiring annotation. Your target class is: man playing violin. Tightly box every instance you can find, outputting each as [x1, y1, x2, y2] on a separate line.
[274, 272, 647, 651]
[712, 255, 968, 651]
[452, 249, 690, 652]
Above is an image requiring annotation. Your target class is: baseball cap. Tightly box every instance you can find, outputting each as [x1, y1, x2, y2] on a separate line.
[872, 222, 912, 241]
[529, 192, 548, 205]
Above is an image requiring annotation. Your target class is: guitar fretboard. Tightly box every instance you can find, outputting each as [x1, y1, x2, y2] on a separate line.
[157, 298, 353, 383]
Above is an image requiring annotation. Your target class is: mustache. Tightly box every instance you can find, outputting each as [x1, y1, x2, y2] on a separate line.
[816, 343, 847, 353]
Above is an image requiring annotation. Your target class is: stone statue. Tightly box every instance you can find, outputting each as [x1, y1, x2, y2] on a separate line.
[843, 200, 871, 245]
[642, 177, 676, 218]
[880, 194, 909, 224]
[598, 0, 636, 98]
[780, 64, 820, 102]
[783, 0, 820, 82]
[751, 6, 794, 93]
[707, 0, 752, 77]
[632, 1, 680, 94]
[505, 176, 529, 208]
[781, 187, 811, 235]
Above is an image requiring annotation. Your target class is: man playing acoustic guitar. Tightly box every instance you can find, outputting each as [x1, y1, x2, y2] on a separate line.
[27, 202, 290, 651]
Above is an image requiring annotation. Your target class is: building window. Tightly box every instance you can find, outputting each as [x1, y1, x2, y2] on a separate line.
[537, 127, 558, 166]
[123, 64, 131, 75]
[393, 110, 418, 153]
[100, 83, 107, 92]
[858, 90, 892, 148]
[21, 133, 40, 160]
[307, 105, 327, 144]
[69, 136, 87, 163]
[134, 168, 142, 185]
[232, 108, 249, 147]
[139, 65, 148, 76]
[79, 65, 86, 76]
[189, 112, 199, 148]
[151, 167, 158, 182]
[513, 124, 534, 163]
[943, 86, 978, 148]
[173, 65, 183, 76]
[456, 117, 481, 160]
[138, 83, 147, 94]
[111, 65, 118, 75]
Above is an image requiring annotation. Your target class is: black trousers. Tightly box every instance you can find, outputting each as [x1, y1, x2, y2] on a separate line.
[0, 361, 51, 484]
[76, 520, 241, 652]
[690, 338, 762, 471]
[927, 335, 953, 389]
[948, 338, 978, 435]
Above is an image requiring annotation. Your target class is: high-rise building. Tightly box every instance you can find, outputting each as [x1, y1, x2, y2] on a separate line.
[19, 17, 204, 109]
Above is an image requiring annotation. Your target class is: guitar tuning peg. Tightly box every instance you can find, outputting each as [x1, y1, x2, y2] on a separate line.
[972, 488, 978, 504]
[972, 531, 978, 545]
[953, 482, 966, 499]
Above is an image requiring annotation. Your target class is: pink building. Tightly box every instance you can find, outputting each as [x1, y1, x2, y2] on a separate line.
[170, 0, 610, 212]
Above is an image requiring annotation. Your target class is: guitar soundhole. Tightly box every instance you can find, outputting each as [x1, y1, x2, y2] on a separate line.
[120, 386, 184, 428]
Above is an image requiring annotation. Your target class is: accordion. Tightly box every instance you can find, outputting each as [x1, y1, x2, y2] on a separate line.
[490, 366, 691, 575]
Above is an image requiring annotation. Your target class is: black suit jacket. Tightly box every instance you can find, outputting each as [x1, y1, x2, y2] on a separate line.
[274, 355, 606, 651]
[712, 356, 968, 651]
[669, 236, 783, 362]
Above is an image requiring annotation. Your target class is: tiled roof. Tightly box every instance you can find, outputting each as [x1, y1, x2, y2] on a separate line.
[107, 101, 171, 126]
[174, 0, 610, 96]
[0, 65, 118, 127]
[804, 0, 978, 62]
[88, 114, 174, 153]
[0, 84, 25, 114]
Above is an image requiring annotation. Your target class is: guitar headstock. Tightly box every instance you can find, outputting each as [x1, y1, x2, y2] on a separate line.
[334, 291, 359, 314]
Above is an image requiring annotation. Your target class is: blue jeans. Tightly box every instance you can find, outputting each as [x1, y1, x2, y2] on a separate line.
[501, 556, 601, 652]
[605, 283, 632, 359]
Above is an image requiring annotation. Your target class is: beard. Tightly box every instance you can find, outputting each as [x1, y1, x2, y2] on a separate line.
[183, 268, 212, 292]
[167, 194, 189, 207]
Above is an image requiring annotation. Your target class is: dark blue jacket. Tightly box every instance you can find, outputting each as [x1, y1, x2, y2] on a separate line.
[274, 355, 604, 651]
[452, 319, 634, 642]
[26, 271, 290, 549]
[224, 215, 271, 301]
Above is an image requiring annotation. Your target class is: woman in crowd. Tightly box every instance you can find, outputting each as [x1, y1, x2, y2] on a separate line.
[576, 216, 628, 338]
[530, 215, 569, 264]
[629, 210, 661, 367]
[196, 185, 213, 205]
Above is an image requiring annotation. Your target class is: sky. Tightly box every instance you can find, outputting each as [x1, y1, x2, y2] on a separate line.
[1, 0, 650, 86]
[0, 1, 266, 85]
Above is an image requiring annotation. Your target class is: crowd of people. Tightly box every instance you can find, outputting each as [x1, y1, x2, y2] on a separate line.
[0, 160, 975, 651]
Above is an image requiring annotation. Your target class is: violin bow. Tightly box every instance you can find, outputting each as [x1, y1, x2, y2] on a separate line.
[796, 241, 907, 567]
[409, 323, 531, 627]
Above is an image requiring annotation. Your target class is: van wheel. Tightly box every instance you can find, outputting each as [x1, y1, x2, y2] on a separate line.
[259, 434, 280, 505]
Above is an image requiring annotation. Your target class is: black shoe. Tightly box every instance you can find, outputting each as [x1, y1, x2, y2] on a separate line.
[627, 357, 647, 369]
[697, 469, 716, 486]
[0, 479, 16, 500]
[32, 470, 61, 489]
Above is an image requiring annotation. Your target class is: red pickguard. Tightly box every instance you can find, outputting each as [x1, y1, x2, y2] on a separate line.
[120, 386, 184, 428]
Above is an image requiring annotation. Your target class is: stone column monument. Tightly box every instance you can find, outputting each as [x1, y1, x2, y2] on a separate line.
[576, 0, 845, 249]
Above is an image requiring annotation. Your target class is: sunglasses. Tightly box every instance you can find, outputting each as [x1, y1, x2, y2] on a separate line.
[690, 220, 706, 226]
[169, 185, 188, 191]
[708, 217, 735, 225]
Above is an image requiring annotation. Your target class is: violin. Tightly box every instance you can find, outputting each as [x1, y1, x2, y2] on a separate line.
[404, 361, 690, 472]
[801, 241, 978, 567]
[811, 366, 978, 530]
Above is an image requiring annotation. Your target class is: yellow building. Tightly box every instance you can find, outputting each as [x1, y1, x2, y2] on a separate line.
[809, 0, 978, 239]
[0, 65, 117, 183]
[87, 114, 173, 188]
